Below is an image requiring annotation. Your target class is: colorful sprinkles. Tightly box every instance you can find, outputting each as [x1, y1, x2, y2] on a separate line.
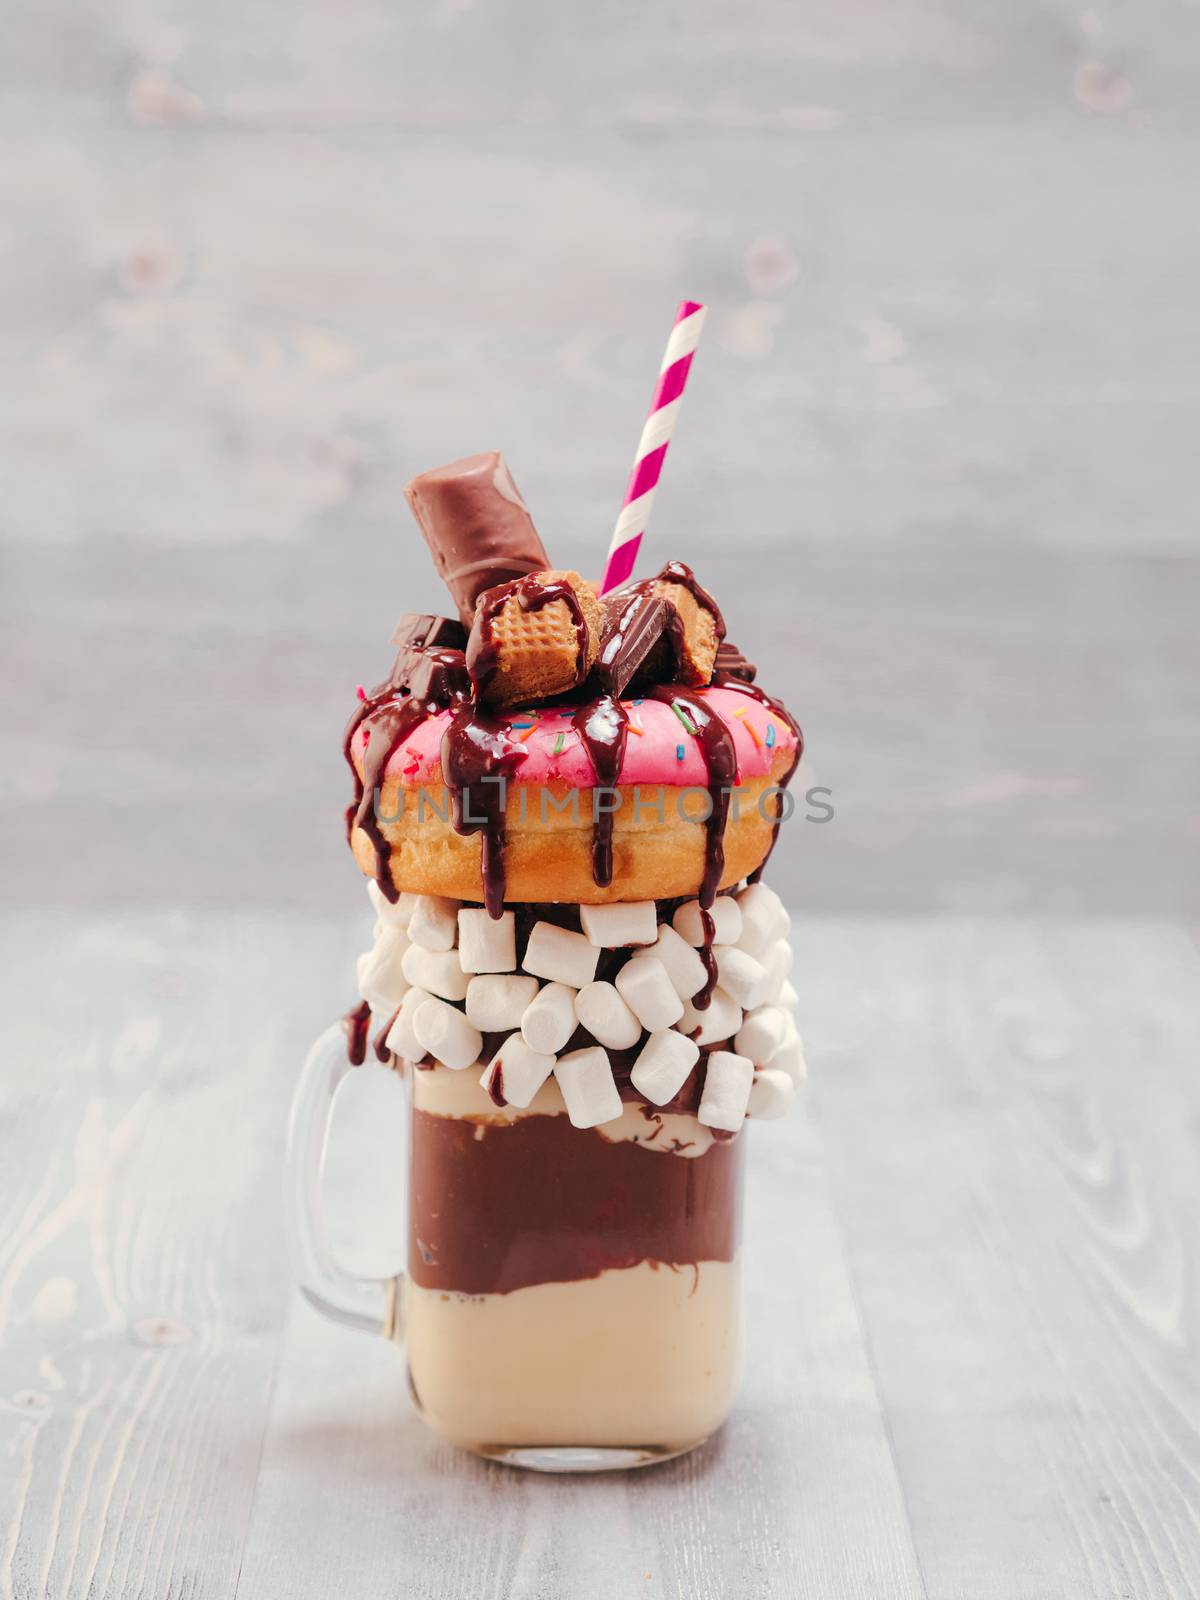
[675, 743, 686, 761]
[355, 684, 367, 701]
[766, 722, 777, 748]
[553, 732, 566, 755]
[733, 706, 764, 750]
[670, 702, 698, 736]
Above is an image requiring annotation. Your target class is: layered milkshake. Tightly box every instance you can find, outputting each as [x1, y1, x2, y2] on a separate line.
[321, 450, 806, 1466]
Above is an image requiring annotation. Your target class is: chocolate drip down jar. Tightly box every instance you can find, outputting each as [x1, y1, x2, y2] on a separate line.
[286, 452, 807, 1470]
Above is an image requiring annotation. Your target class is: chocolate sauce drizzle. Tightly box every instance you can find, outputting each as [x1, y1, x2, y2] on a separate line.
[343, 695, 426, 901]
[342, 642, 472, 902]
[441, 704, 530, 919]
[343, 999, 371, 1066]
[373, 1007, 401, 1063]
[571, 693, 628, 887]
[712, 673, 803, 879]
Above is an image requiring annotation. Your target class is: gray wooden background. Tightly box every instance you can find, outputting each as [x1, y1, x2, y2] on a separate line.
[2, 3, 1198, 1596]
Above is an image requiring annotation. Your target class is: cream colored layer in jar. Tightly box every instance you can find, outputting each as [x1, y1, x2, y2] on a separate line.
[403, 1258, 741, 1450]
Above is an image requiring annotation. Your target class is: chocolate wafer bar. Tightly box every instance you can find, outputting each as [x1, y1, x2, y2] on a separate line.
[404, 453, 551, 628]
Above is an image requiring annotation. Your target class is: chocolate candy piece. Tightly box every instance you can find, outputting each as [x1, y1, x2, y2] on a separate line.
[590, 588, 671, 697]
[594, 562, 725, 691]
[406, 647, 472, 705]
[715, 640, 757, 682]
[387, 614, 468, 691]
[404, 452, 552, 628]
[389, 612, 466, 650]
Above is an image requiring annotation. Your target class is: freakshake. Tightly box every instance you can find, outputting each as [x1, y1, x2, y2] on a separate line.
[341, 450, 805, 1464]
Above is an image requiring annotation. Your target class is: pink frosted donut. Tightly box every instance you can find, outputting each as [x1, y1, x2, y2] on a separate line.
[348, 683, 800, 906]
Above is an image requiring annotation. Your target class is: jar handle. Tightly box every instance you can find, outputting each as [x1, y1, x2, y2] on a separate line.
[284, 1022, 403, 1339]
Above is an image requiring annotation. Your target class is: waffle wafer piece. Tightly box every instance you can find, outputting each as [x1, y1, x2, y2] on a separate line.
[652, 561, 724, 687]
[467, 569, 602, 709]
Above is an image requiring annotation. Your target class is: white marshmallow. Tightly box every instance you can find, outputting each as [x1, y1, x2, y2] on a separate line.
[779, 977, 800, 1011]
[402, 943, 470, 1002]
[672, 896, 743, 948]
[407, 894, 460, 953]
[651, 923, 708, 1000]
[677, 985, 743, 1048]
[356, 929, 411, 1013]
[760, 938, 794, 1005]
[465, 974, 539, 1033]
[523, 921, 599, 989]
[629, 1031, 700, 1106]
[748, 1066, 795, 1119]
[615, 955, 684, 1032]
[481, 1033, 557, 1109]
[770, 1032, 808, 1086]
[579, 901, 658, 949]
[555, 1046, 622, 1129]
[412, 996, 482, 1071]
[457, 908, 516, 974]
[574, 981, 642, 1050]
[386, 986, 431, 1061]
[735, 925, 771, 961]
[368, 881, 417, 928]
[698, 1050, 754, 1132]
[734, 1005, 789, 1065]
[735, 882, 789, 956]
[715, 946, 771, 1010]
[521, 982, 578, 1055]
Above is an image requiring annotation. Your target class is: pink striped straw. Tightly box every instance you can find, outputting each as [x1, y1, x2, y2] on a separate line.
[598, 299, 707, 594]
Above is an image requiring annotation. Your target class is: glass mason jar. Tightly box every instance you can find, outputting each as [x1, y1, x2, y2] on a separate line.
[287, 1022, 745, 1472]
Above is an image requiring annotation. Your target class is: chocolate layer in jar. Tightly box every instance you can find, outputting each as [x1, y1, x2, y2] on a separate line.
[409, 1104, 744, 1296]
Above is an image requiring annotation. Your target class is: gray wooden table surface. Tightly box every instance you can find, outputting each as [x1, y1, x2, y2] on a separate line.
[3, 912, 1199, 1599]
[3, 1, 1199, 1595]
